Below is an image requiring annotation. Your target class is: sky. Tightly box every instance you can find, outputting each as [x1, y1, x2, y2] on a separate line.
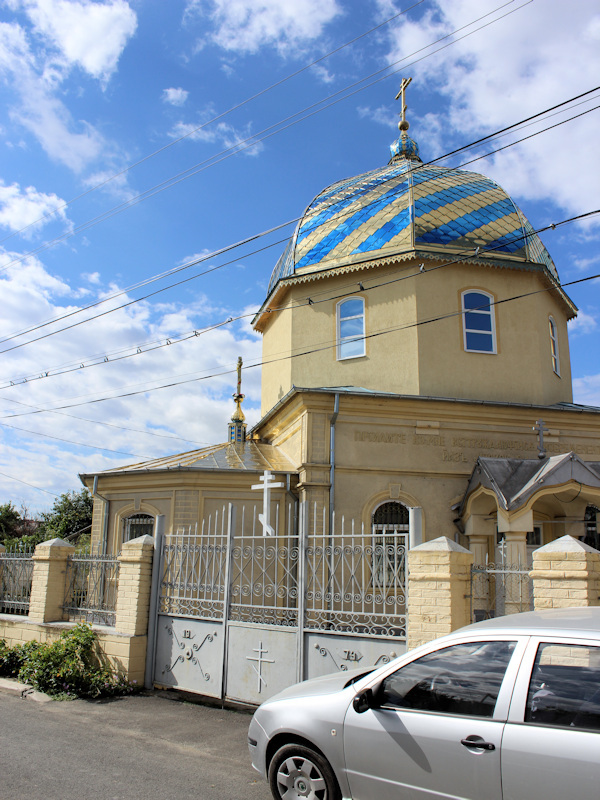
[0, 0, 599, 513]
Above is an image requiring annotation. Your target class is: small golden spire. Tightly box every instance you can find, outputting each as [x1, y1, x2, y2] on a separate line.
[395, 77, 412, 132]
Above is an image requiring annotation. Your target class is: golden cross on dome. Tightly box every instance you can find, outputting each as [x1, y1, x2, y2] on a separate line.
[395, 77, 412, 132]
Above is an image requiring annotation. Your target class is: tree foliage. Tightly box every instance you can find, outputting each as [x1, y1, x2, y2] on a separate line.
[37, 489, 93, 543]
[0, 489, 92, 550]
[0, 502, 21, 542]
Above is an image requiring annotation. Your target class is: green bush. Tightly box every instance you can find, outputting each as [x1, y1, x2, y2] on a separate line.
[1, 624, 137, 699]
[0, 639, 42, 677]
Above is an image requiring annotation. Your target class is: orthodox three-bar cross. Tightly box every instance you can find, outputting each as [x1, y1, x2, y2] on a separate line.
[533, 419, 549, 459]
[251, 470, 284, 536]
[395, 76, 412, 130]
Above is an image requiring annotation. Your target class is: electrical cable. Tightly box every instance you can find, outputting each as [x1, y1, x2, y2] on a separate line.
[0, 1, 427, 246]
[0, 206, 597, 390]
[1, 231, 598, 420]
[0, 470, 60, 497]
[1, 89, 597, 359]
[0, 0, 533, 276]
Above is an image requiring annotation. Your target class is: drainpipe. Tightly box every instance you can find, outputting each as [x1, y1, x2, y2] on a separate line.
[92, 475, 110, 555]
[329, 393, 340, 534]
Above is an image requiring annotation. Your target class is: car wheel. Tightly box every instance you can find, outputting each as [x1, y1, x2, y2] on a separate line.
[268, 743, 341, 800]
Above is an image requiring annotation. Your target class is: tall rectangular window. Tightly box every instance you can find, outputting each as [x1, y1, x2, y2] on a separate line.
[337, 297, 365, 360]
[549, 316, 560, 375]
[462, 290, 496, 353]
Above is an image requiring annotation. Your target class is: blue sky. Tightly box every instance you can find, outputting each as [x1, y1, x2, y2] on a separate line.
[0, 0, 599, 512]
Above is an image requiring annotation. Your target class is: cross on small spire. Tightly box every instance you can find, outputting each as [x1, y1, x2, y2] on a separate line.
[228, 356, 247, 443]
[395, 77, 412, 132]
[533, 419, 549, 459]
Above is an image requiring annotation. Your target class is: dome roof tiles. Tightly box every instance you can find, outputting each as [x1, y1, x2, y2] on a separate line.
[267, 143, 558, 296]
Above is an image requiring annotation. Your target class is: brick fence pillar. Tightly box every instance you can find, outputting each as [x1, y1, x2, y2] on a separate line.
[28, 538, 75, 622]
[530, 535, 600, 609]
[407, 536, 473, 651]
[114, 534, 155, 635]
[0, 543, 5, 596]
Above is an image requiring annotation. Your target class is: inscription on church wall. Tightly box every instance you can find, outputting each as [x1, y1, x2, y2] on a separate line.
[353, 429, 600, 457]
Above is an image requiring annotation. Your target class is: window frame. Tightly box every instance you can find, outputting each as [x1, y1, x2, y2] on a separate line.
[378, 639, 519, 719]
[122, 513, 155, 543]
[549, 316, 560, 376]
[461, 290, 497, 354]
[523, 640, 600, 731]
[336, 296, 366, 361]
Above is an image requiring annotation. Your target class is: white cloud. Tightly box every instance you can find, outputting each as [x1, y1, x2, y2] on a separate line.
[0, 251, 262, 510]
[0, 20, 107, 171]
[573, 374, 600, 408]
[163, 87, 189, 106]
[569, 309, 598, 336]
[379, 0, 600, 225]
[15, 0, 137, 83]
[187, 0, 342, 55]
[0, 180, 71, 236]
[0, 5, 135, 173]
[170, 117, 264, 157]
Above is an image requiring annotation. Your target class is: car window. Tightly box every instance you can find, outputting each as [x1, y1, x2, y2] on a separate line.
[379, 640, 516, 717]
[525, 642, 600, 731]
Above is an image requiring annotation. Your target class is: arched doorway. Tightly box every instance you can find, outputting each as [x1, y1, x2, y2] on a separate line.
[371, 501, 409, 594]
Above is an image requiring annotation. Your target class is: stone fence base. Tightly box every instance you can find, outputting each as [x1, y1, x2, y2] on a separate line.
[0, 616, 148, 685]
[407, 534, 600, 650]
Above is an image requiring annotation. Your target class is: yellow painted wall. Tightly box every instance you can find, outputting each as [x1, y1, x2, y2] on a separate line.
[257, 258, 574, 414]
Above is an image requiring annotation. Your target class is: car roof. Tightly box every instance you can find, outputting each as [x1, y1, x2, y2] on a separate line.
[455, 607, 600, 640]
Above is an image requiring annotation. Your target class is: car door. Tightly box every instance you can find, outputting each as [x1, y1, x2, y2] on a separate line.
[501, 637, 600, 800]
[343, 637, 525, 800]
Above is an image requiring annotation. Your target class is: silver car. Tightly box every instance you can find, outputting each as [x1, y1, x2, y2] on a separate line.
[248, 607, 600, 800]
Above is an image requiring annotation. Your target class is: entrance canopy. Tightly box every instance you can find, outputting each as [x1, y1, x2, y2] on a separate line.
[459, 452, 600, 537]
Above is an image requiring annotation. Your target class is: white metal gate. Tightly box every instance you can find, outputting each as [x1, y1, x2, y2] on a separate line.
[150, 502, 407, 705]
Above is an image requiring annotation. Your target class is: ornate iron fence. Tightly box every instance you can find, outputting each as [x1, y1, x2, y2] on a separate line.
[158, 503, 407, 637]
[63, 550, 120, 626]
[305, 509, 407, 637]
[0, 546, 35, 615]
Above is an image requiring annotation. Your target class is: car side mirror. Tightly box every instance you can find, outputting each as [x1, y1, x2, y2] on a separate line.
[353, 685, 382, 714]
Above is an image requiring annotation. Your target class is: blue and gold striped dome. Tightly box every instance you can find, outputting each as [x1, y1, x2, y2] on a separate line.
[267, 132, 557, 296]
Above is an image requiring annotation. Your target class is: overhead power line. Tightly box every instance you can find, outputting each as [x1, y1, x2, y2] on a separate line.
[0, 0, 534, 276]
[0, 421, 151, 459]
[0, 470, 59, 497]
[0, 209, 597, 421]
[0, 88, 597, 364]
[0, 1, 427, 246]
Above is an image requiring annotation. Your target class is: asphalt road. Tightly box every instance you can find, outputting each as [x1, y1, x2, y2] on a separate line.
[0, 691, 269, 800]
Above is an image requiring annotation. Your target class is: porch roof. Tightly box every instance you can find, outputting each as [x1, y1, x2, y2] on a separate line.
[460, 452, 600, 515]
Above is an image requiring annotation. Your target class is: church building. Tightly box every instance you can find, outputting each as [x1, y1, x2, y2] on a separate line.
[80, 84, 600, 701]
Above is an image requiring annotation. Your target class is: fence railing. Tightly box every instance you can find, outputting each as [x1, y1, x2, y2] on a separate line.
[63, 551, 120, 626]
[0, 547, 35, 615]
[158, 503, 408, 637]
[471, 560, 533, 622]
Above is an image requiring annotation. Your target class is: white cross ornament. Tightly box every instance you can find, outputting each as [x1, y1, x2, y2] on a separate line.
[251, 470, 284, 536]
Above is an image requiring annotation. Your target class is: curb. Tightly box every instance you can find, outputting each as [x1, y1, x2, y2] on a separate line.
[0, 677, 52, 702]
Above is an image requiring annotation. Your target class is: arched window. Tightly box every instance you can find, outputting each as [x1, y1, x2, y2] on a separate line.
[462, 291, 496, 353]
[549, 316, 560, 375]
[337, 297, 365, 360]
[123, 513, 154, 543]
[371, 502, 408, 591]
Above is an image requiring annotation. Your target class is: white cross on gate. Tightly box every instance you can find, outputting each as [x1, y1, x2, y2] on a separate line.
[246, 640, 275, 693]
[251, 470, 284, 536]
